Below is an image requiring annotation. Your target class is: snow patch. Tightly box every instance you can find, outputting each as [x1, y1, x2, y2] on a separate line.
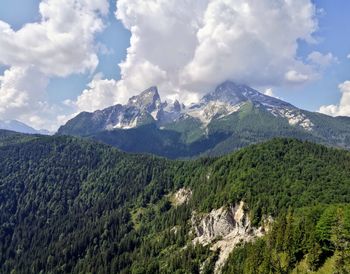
[112, 116, 138, 129]
[187, 101, 243, 126]
[270, 108, 314, 131]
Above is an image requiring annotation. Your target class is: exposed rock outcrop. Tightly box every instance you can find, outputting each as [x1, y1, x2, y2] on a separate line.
[172, 188, 192, 206]
[191, 201, 270, 273]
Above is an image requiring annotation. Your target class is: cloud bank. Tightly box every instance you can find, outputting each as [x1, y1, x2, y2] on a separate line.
[0, 0, 108, 130]
[75, 0, 325, 113]
[0, 0, 339, 130]
[319, 81, 350, 117]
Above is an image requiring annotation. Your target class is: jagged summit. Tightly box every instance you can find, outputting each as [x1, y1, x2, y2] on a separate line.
[202, 81, 248, 105]
[57, 80, 350, 158]
[203, 81, 293, 108]
[127, 86, 161, 113]
[58, 81, 314, 134]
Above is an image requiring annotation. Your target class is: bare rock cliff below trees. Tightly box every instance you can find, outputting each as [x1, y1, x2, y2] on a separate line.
[191, 201, 271, 273]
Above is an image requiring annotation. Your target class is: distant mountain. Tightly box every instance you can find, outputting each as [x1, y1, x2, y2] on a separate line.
[0, 119, 51, 135]
[57, 81, 350, 158]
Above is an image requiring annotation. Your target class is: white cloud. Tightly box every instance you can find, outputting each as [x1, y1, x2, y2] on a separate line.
[74, 0, 320, 114]
[0, 0, 325, 129]
[181, 0, 317, 89]
[347, 54, 350, 59]
[67, 0, 320, 114]
[285, 70, 310, 83]
[0, 66, 64, 131]
[0, 0, 107, 76]
[307, 51, 337, 68]
[73, 77, 120, 113]
[0, 0, 109, 130]
[264, 88, 274, 97]
[319, 81, 350, 117]
[0, 67, 48, 117]
[0, 0, 108, 76]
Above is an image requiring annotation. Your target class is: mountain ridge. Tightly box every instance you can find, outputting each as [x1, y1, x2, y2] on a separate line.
[57, 81, 350, 158]
[0, 119, 51, 135]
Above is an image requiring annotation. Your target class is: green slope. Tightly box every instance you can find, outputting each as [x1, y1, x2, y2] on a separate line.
[0, 133, 350, 273]
[0, 129, 39, 147]
[58, 103, 350, 159]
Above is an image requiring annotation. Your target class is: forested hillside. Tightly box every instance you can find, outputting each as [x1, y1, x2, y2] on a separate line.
[0, 131, 350, 273]
[0, 129, 38, 147]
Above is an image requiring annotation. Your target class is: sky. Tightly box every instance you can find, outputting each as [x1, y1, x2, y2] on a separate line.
[0, 0, 349, 131]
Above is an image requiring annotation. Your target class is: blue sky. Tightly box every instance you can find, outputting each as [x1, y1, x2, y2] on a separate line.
[0, 0, 349, 130]
[47, 4, 130, 103]
[0, 0, 130, 103]
[278, 0, 350, 111]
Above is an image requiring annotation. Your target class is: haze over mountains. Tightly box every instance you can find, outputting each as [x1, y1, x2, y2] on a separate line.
[0, 119, 51, 135]
[58, 81, 350, 158]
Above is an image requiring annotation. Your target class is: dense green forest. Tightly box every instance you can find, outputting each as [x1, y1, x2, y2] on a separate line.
[0, 130, 350, 273]
[222, 205, 350, 274]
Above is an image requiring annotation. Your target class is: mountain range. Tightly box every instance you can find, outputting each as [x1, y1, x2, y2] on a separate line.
[58, 81, 350, 158]
[0, 119, 51, 135]
[2, 81, 350, 272]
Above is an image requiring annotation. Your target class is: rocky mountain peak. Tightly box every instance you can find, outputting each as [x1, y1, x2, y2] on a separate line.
[173, 99, 182, 112]
[164, 99, 184, 113]
[58, 81, 319, 138]
[202, 81, 249, 105]
[127, 86, 161, 113]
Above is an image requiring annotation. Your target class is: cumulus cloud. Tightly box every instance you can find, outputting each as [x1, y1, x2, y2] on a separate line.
[0, 67, 48, 117]
[0, 66, 64, 131]
[319, 81, 350, 117]
[264, 88, 274, 97]
[285, 70, 310, 83]
[307, 51, 338, 69]
[0, 0, 109, 129]
[1, 0, 331, 128]
[122, 0, 317, 90]
[74, 0, 321, 114]
[69, 77, 120, 113]
[180, 0, 317, 89]
[0, 0, 107, 76]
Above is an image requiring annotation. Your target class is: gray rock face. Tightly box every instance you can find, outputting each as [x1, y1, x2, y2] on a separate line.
[191, 201, 269, 273]
[202, 81, 248, 105]
[191, 201, 253, 245]
[57, 80, 350, 155]
[90, 87, 164, 130]
[172, 188, 192, 206]
[128, 87, 161, 110]
[61, 81, 318, 133]
[159, 99, 185, 125]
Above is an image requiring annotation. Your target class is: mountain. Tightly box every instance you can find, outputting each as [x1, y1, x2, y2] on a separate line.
[0, 119, 51, 135]
[57, 81, 350, 158]
[1, 133, 350, 273]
